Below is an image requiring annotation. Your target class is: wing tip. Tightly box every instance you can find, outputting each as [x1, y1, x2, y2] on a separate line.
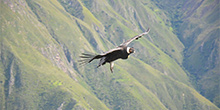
[143, 28, 150, 35]
[146, 28, 150, 32]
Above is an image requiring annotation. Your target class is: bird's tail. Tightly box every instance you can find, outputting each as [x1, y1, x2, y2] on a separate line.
[78, 53, 97, 66]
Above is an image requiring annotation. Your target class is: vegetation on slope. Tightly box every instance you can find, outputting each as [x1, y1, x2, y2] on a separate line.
[0, 0, 219, 109]
[152, 0, 220, 107]
[0, 1, 108, 109]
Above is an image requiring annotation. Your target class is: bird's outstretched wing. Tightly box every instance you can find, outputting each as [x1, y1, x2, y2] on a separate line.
[120, 28, 150, 46]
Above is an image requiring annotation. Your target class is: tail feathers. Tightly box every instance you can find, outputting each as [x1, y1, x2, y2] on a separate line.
[78, 53, 104, 67]
[78, 53, 96, 66]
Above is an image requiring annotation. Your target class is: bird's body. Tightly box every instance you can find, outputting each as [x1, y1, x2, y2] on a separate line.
[79, 28, 150, 73]
[97, 45, 130, 65]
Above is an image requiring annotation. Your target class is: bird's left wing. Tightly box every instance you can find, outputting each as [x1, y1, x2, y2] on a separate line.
[120, 28, 150, 46]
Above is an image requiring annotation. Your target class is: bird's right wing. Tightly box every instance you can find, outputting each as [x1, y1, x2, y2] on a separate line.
[120, 28, 150, 46]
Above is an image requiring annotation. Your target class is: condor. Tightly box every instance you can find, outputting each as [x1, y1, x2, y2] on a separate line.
[79, 28, 150, 73]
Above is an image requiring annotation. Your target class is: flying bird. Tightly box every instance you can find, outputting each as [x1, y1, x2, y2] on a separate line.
[79, 28, 150, 73]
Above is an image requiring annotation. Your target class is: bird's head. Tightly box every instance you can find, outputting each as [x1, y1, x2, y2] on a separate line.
[127, 47, 135, 54]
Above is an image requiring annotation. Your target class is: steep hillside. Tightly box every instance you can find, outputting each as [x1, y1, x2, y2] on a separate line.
[0, 0, 219, 109]
[153, 0, 220, 107]
[0, 0, 109, 109]
[181, 0, 220, 107]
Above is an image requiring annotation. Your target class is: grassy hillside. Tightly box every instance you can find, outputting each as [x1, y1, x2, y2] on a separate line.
[0, 0, 219, 109]
[181, 0, 220, 107]
[0, 1, 108, 109]
[152, 0, 220, 107]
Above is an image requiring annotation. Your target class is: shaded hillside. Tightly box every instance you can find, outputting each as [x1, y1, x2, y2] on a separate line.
[181, 0, 220, 107]
[153, 0, 220, 107]
[0, 0, 219, 110]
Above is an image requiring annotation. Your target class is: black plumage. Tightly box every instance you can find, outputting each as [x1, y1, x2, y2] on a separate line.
[79, 28, 150, 73]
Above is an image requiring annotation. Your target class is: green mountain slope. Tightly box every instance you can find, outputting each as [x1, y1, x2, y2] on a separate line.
[180, 1, 220, 107]
[0, 0, 219, 109]
[0, 1, 108, 109]
[152, 0, 220, 107]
